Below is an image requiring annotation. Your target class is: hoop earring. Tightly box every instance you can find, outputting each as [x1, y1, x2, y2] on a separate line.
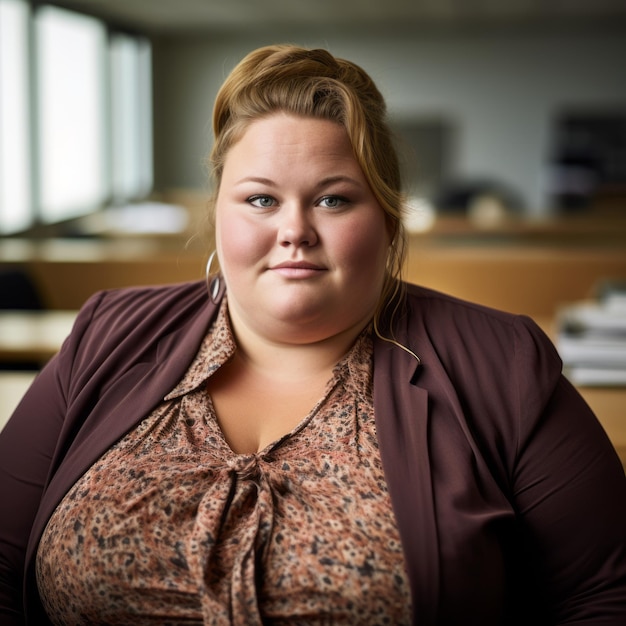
[206, 250, 221, 303]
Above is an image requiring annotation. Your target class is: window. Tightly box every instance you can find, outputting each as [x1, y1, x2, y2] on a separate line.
[0, 0, 31, 233]
[110, 33, 153, 203]
[35, 5, 108, 222]
[0, 2, 153, 234]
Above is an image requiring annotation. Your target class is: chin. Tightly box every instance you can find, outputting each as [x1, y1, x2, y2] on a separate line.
[271, 303, 328, 326]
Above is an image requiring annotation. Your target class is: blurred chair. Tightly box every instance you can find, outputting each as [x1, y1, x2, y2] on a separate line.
[0, 268, 45, 370]
[0, 268, 44, 310]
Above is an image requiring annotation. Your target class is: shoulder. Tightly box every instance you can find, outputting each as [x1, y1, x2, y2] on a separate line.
[401, 282, 559, 365]
[377, 284, 567, 489]
[62, 280, 214, 370]
[84, 280, 208, 317]
[403, 282, 526, 328]
[74, 280, 209, 332]
[387, 282, 563, 408]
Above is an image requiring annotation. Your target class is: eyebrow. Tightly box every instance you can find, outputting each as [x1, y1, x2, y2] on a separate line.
[234, 175, 363, 188]
[234, 176, 275, 186]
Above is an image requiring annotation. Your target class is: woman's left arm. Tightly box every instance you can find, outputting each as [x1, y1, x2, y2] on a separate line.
[511, 318, 626, 623]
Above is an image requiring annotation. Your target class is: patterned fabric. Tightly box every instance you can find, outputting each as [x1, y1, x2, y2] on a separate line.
[36, 300, 412, 625]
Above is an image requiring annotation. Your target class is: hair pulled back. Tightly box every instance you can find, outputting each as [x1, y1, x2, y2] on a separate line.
[207, 44, 408, 326]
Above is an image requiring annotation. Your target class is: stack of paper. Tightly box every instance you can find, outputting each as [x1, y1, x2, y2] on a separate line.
[557, 284, 626, 386]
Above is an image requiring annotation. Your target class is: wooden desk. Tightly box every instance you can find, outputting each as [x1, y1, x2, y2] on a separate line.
[0, 371, 37, 433]
[577, 387, 626, 469]
[405, 241, 626, 318]
[0, 310, 76, 363]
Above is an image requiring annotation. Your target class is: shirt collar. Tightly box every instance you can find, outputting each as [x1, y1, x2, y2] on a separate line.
[164, 298, 236, 401]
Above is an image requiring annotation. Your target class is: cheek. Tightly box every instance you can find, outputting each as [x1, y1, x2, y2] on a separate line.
[216, 209, 266, 270]
[338, 215, 389, 270]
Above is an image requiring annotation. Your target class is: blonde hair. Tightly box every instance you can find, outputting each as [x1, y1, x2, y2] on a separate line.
[207, 44, 408, 333]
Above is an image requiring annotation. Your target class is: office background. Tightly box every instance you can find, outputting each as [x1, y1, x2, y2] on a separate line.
[2, 0, 626, 234]
[152, 27, 626, 215]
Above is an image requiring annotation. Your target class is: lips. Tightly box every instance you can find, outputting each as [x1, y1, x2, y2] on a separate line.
[269, 260, 326, 278]
[271, 261, 325, 270]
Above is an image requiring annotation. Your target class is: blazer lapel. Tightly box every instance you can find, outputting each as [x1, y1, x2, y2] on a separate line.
[373, 335, 439, 625]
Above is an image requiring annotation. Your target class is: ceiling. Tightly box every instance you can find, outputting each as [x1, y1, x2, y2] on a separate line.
[50, 0, 626, 34]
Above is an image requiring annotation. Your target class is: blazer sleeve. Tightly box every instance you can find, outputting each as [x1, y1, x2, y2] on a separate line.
[510, 316, 626, 624]
[0, 291, 104, 624]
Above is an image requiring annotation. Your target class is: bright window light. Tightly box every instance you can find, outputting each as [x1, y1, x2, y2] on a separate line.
[35, 5, 107, 223]
[0, 0, 31, 234]
[110, 33, 153, 202]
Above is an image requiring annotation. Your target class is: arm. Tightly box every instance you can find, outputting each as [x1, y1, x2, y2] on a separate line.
[512, 318, 626, 624]
[0, 293, 102, 624]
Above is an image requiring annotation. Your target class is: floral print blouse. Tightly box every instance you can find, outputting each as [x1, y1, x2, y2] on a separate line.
[36, 300, 412, 625]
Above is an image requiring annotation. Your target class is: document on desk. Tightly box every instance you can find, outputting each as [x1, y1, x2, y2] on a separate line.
[557, 302, 626, 387]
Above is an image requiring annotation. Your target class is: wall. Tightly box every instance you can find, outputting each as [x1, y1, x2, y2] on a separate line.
[151, 27, 626, 214]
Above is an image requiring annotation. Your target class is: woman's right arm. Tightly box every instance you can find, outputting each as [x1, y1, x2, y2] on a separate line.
[0, 293, 102, 624]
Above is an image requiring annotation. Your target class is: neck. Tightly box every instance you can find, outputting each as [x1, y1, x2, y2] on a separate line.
[228, 311, 370, 383]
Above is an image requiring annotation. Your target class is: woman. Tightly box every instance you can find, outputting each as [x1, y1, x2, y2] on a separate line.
[1, 45, 625, 625]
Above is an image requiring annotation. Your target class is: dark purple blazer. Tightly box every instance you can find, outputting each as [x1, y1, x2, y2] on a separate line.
[1, 280, 625, 625]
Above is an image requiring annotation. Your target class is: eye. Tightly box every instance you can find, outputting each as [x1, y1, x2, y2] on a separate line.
[248, 195, 276, 208]
[318, 195, 348, 209]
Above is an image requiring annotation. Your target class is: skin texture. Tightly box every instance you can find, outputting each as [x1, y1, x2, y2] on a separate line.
[215, 112, 391, 350]
[209, 113, 392, 452]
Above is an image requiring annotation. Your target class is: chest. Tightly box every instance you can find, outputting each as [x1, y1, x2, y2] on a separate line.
[37, 367, 413, 624]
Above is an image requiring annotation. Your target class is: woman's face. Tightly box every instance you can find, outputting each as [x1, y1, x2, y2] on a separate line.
[215, 112, 390, 345]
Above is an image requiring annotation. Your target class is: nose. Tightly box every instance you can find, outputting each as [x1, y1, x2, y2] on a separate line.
[277, 205, 318, 248]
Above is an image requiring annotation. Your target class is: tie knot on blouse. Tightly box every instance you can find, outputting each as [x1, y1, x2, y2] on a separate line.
[226, 454, 262, 481]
